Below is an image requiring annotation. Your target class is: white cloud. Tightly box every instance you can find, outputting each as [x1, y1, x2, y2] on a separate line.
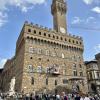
[0, 58, 7, 68]
[92, 7, 100, 14]
[0, 12, 8, 27]
[86, 16, 96, 23]
[71, 17, 83, 24]
[0, 0, 46, 12]
[83, 0, 93, 5]
[0, 0, 47, 27]
[71, 16, 96, 25]
[83, 0, 100, 5]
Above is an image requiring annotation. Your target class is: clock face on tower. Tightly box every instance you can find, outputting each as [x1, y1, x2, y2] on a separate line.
[60, 27, 66, 33]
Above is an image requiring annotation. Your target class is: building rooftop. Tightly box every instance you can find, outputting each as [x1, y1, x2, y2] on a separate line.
[85, 60, 97, 65]
[95, 53, 100, 59]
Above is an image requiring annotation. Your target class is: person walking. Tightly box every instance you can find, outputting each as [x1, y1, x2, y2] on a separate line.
[80, 93, 85, 100]
[56, 94, 60, 100]
[84, 94, 90, 100]
[75, 93, 81, 100]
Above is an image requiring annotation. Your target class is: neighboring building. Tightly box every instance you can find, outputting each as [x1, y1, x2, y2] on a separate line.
[95, 53, 100, 70]
[1, 0, 88, 94]
[85, 54, 100, 94]
[1, 57, 15, 92]
[0, 68, 3, 91]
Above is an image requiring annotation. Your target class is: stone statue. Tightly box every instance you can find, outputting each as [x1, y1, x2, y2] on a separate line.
[9, 77, 16, 96]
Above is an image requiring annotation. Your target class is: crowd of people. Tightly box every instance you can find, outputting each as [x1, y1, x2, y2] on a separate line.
[0, 92, 100, 100]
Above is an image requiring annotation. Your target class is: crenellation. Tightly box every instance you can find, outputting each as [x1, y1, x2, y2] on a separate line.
[25, 22, 83, 45]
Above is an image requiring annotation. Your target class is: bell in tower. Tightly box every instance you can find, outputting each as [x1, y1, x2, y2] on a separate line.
[51, 0, 67, 34]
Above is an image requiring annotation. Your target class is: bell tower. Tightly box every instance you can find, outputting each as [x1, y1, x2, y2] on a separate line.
[51, 0, 67, 34]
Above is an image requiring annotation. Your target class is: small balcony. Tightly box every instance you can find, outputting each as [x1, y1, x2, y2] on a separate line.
[51, 70, 60, 75]
[47, 66, 60, 75]
[69, 76, 84, 80]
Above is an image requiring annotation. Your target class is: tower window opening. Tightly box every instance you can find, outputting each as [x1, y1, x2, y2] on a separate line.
[28, 29, 31, 32]
[46, 78, 48, 85]
[34, 30, 36, 34]
[55, 80, 57, 86]
[39, 32, 41, 35]
[44, 33, 46, 36]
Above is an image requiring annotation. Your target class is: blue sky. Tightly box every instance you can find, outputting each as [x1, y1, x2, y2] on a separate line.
[0, 0, 100, 68]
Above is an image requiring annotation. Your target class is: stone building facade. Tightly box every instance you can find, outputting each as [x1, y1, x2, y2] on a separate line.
[1, 0, 88, 94]
[85, 54, 100, 94]
[1, 57, 15, 92]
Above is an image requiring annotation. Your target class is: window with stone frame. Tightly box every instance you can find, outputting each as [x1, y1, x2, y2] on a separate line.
[96, 72, 100, 78]
[39, 32, 41, 35]
[28, 65, 33, 73]
[46, 67, 50, 74]
[79, 72, 83, 76]
[46, 78, 48, 85]
[28, 29, 31, 32]
[89, 72, 93, 80]
[73, 63, 77, 69]
[52, 52, 56, 57]
[37, 66, 42, 73]
[79, 64, 82, 69]
[73, 70, 77, 76]
[37, 49, 42, 54]
[29, 47, 36, 53]
[29, 47, 33, 53]
[46, 50, 50, 56]
[63, 79, 68, 84]
[34, 30, 36, 34]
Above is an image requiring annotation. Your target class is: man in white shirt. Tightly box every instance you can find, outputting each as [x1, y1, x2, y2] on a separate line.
[84, 97, 90, 100]
[80, 94, 90, 100]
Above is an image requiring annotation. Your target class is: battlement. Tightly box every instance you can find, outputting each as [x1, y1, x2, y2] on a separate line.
[24, 21, 83, 41]
[25, 21, 55, 32]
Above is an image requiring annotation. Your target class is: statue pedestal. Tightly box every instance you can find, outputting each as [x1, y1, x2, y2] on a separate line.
[9, 77, 16, 96]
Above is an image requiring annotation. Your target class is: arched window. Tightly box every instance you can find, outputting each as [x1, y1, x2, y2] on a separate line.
[53, 35, 55, 39]
[34, 30, 36, 34]
[73, 70, 77, 76]
[44, 33, 46, 36]
[48, 34, 51, 37]
[55, 80, 57, 86]
[69, 39, 71, 42]
[31, 77, 34, 85]
[28, 65, 33, 73]
[56, 36, 59, 39]
[60, 37, 63, 40]
[46, 78, 48, 85]
[65, 38, 67, 41]
[79, 64, 82, 68]
[73, 40, 75, 43]
[28, 29, 31, 32]
[76, 41, 78, 44]
[37, 66, 42, 73]
[39, 32, 41, 35]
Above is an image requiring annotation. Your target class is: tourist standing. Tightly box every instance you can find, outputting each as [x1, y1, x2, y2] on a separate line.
[75, 93, 80, 100]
